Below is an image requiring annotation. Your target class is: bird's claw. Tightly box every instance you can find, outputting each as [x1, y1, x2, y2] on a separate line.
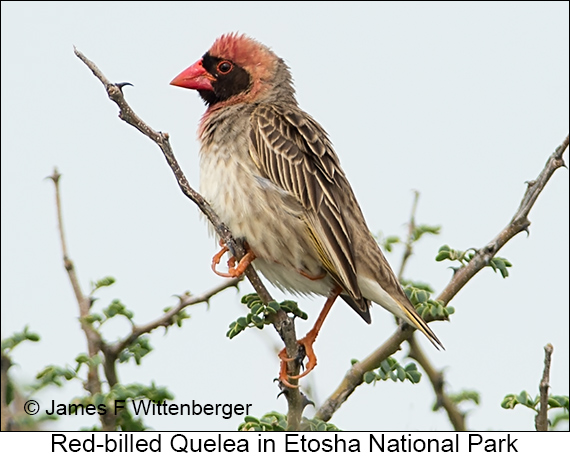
[211, 241, 256, 278]
[277, 339, 316, 389]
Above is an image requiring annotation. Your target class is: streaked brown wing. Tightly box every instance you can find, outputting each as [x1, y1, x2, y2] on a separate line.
[249, 104, 363, 303]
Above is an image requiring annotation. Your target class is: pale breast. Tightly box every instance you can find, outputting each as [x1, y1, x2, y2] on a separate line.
[198, 109, 330, 296]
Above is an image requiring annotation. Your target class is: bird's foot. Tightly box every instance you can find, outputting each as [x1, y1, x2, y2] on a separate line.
[211, 240, 256, 278]
[277, 334, 317, 389]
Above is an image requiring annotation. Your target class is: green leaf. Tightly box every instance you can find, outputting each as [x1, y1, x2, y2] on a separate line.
[75, 354, 90, 368]
[549, 395, 569, 410]
[250, 314, 264, 327]
[266, 301, 280, 314]
[412, 224, 441, 242]
[83, 313, 104, 324]
[244, 415, 260, 424]
[431, 303, 443, 318]
[400, 280, 434, 293]
[92, 276, 116, 290]
[407, 369, 422, 384]
[118, 337, 153, 365]
[415, 289, 429, 304]
[516, 390, 530, 405]
[35, 365, 77, 388]
[548, 397, 562, 408]
[226, 321, 243, 339]
[435, 245, 451, 261]
[449, 390, 480, 406]
[501, 394, 517, 409]
[489, 256, 512, 278]
[396, 366, 406, 382]
[250, 303, 264, 315]
[1, 326, 41, 352]
[376, 233, 401, 252]
[363, 371, 376, 384]
[241, 293, 262, 306]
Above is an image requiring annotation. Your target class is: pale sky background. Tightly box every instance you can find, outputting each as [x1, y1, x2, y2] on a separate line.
[1, 2, 568, 432]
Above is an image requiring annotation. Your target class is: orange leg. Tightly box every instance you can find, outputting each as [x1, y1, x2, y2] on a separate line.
[211, 242, 230, 275]
[278, 285, 342, 388]
[211, 240, 256, 278]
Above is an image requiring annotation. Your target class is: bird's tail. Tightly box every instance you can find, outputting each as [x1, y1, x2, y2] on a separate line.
[399, 304, 444, 350]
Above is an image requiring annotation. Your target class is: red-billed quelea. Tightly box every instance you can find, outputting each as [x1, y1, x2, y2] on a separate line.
[171, 33, 443, 387]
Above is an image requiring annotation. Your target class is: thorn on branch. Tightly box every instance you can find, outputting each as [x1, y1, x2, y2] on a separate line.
[47, 168, 62, 184]
[483, 244, 495, 256]
[63, 256, 73, 271]
[115, 82, 133, 93]
[522, 226, 531, 237]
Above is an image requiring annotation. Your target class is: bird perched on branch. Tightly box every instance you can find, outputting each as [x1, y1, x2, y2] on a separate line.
[171, 33, 443, 387]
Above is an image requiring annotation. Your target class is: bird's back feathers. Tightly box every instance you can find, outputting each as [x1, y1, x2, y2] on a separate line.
[174, 33, 443, 348]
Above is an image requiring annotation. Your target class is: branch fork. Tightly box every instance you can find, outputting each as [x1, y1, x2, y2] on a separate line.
[74, 48, 308, 428]
[74, 47, 567, 429]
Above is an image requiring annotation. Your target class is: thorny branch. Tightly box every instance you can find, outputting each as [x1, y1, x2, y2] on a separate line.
[49, 169, 250, 428]
[109, 278, 242, 357]
[396, 192, 467, 431]
[535, 343, 554, 431]
[48, 169, 115, 431]
[74, 48, 309, 429]
[316, 135, 568, 422]
[396, 190, 419, 281]
[407, 335, 466, 431]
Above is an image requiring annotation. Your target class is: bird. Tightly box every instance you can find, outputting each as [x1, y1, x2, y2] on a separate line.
[170, 33, 443, 387]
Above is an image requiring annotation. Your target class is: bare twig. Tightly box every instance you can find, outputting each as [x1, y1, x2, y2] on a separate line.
[535, 343, 554, 431]
[395, 193, 467, 431]
[74, 48, 308, 428]
[48, 169, 115, 431]
[101, 278, 242, 385]
[113, 278, 242, 355]
[316, 136, 568, 422]
[50, 169, 262, 427]
[102, 277, 243, 389]
[397, 190, 419, 280]
[407, 335, 466, 431]
[437, 136, 568, 306]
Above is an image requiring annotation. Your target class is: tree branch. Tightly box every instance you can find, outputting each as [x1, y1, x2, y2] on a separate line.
[535, 343, 554, 431]
[74, 48, 308, 428]
[48, 169, 115, 431]
[437, 136, 568, 306]
[316, 135, 568, 422]
[394, 192, 467, 430]
[397, 190, 419, 281]
[407, 335, 466, 431]
[110, 278, 242, 356]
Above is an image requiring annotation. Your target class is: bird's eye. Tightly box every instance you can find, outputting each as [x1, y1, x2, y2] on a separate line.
[217, 61, 233, 75]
